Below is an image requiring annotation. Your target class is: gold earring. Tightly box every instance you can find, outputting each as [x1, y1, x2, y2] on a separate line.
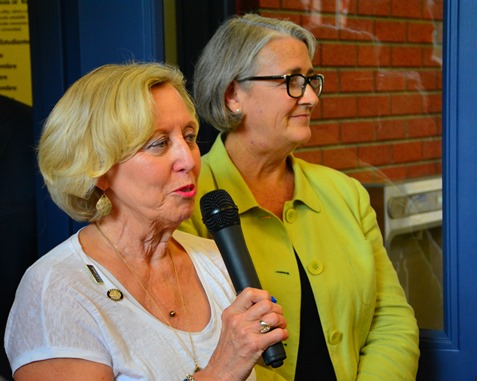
[96, 194, 112, 216]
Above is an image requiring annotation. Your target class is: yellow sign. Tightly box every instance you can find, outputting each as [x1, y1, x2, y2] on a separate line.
[0, 0, 31, 106]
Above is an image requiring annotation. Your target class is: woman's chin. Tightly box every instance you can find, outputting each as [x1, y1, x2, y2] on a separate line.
[288, 126, 312, 146]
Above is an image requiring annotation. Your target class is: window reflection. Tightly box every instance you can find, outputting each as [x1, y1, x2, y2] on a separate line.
[240, 0, 444, 329]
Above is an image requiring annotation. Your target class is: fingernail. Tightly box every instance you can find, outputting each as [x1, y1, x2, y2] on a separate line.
[271, 296, 277, 303]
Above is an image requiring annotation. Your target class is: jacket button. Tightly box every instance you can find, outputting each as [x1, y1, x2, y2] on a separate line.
[329, 330, 343, 345]
[285, 208, 297, 223]
[307, 260, 324, 275]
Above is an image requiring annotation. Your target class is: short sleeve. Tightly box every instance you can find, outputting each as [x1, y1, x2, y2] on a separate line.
[5, 260, 112, 373]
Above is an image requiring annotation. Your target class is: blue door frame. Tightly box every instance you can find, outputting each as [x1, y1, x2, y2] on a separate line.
[416, 0, 477, 379]
[28, 0, 164, 254]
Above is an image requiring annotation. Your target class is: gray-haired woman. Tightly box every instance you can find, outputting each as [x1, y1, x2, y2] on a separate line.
[181, 13, 420, 381]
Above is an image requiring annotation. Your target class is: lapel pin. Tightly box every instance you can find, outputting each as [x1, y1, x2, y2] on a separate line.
[107, 289, 124, 301]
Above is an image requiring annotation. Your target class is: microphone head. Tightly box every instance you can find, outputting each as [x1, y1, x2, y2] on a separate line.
[200, 189, 240, 233]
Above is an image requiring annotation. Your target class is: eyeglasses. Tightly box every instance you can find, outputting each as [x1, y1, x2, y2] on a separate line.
[238, 73, 324, 98]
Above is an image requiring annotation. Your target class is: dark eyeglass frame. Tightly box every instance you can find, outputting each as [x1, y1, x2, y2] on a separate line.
[238, 73, 324, 98]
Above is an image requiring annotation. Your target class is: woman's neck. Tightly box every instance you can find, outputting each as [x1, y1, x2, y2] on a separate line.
[224, 132, 295, 218]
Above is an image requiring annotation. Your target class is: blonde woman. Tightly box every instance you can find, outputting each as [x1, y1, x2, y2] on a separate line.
[5, 62, 288, 381]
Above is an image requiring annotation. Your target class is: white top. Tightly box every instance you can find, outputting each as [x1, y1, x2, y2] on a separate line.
[5, 229, 256, 380]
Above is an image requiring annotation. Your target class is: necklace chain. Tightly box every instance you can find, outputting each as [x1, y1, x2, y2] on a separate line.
[94, 223, 200, 373]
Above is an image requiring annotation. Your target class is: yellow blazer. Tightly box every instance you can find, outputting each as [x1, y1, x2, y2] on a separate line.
[180, 135, 419, 381]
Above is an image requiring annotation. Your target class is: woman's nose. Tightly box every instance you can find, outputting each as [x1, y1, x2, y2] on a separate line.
[173, 139, 196, 172]
[300, 83, 320, 108]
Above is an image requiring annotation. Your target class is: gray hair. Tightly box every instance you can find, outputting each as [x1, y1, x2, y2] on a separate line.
[193, 13, 316, 132]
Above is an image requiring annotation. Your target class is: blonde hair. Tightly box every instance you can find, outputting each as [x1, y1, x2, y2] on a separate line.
[38, 62, 197, 222]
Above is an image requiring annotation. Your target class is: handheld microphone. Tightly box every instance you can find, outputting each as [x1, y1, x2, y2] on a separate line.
[200, 189, 286, 368]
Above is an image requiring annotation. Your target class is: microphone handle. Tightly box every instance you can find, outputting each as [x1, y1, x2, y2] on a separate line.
[212, 225, 286, 368]
[212, 225, 261, 291]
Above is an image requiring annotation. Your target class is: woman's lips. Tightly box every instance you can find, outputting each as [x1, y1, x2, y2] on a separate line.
[291, 113, 311, 119]
[175, 184, 197, 198]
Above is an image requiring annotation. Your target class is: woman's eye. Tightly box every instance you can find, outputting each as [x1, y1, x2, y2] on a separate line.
[289, 78, 301, 88]
[185, 133, 197, 144]
[148, 139, 168, 149]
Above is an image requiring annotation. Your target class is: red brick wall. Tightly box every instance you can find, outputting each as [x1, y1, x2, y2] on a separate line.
[239, 0, 443, 183]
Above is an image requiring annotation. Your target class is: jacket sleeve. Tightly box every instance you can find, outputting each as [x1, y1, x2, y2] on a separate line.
[354, 179, 420, 380]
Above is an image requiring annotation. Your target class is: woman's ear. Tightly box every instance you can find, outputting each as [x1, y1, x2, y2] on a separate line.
[96, 176, 109, 192]
[225, 81, 241, 113]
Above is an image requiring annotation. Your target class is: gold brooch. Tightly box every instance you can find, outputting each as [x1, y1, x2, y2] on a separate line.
[107, 289, 123, 301]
